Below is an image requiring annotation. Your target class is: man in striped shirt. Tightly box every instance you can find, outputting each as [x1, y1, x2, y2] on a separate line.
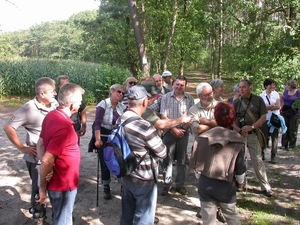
[119, 85, 167, 225]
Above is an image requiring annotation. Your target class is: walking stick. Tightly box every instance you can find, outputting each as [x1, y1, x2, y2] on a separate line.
[244, 136, 248, 194]
[96, 151, 100, 207]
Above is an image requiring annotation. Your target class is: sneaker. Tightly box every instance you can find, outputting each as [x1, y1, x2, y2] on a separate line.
[104, 185, 111, 200]
[262, 189, 274, 197]
[175, 187, 188, 195]
[216, 208, 226, 223]
[154, 216, 159, 224]
[161, 187, 170, 196]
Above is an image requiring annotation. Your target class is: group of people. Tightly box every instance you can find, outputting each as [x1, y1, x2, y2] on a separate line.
[3, 71, 300, 225]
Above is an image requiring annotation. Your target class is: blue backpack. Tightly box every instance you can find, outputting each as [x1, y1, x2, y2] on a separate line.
[103, 116, 146, 177]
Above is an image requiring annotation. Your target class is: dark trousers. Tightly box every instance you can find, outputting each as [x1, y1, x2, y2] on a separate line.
[261, 122, 279, 155]
[98, 136, 111, 185]
[282, 114, 299, 148]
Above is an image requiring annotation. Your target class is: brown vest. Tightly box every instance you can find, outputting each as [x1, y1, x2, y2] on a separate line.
[189, 127, 245, 183]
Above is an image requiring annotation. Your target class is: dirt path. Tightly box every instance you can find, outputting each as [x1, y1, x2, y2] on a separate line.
[1, 104, 300, 225]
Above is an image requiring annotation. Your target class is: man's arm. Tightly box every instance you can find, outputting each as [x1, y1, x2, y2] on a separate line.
[78, 108, 87, 136]
[194, 117, 217, 135]
[3, 124, 37, 157]
[38, 151, 56, 204]
[36, 138, 45, 160]
[235, 114, 267, 136]
[154, 114, 193, 130]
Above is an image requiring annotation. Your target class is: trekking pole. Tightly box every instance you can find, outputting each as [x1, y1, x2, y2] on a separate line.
[96, 151, 100, 207]
[244, 137, 248, 194]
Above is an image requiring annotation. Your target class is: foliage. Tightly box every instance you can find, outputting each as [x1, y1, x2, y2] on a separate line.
[0, 58, 131, 103]
[0, 1, 299, 87]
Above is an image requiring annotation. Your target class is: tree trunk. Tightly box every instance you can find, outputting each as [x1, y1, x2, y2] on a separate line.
[163, 0, 178, 71]
[127, 0, 150, 77]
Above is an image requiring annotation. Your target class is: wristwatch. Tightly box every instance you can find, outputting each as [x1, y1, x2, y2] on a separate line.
[251, 125, 255, 130]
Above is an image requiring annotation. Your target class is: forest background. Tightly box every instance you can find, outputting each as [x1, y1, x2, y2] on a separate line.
[0, 1, 300, 224]
[0, 0, 300, 101]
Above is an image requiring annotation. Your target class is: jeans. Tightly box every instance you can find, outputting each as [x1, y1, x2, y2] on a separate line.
[48, 188, 77, 225]
[120, 177, 157, 225]
[162, 130, 189, 188]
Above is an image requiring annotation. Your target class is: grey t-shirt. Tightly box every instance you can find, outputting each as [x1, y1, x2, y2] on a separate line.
[7, 97, 58, 163]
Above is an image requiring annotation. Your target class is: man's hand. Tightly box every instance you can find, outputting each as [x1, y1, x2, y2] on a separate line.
[78, 126, 86, 137]
[180, 114, 194, 124]
[46, 170, 53, 182]
[171, 127, 186, 138]
[37, 190, 48, 205]
[20, 146, 37, 157]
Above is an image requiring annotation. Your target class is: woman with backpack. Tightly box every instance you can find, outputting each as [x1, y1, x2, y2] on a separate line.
[93, 84, 127, 200]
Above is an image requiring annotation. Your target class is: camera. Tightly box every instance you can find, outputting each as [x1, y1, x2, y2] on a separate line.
[237, 113, 245, 127]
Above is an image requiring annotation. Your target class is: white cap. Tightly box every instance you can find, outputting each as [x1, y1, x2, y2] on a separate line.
[162, 71, 172, 78]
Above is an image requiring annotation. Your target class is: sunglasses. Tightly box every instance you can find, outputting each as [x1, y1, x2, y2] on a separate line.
[116, 90, 125, 95]
[129, 81, 137, 85]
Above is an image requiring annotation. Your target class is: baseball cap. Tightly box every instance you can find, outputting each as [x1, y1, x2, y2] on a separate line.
[127, 85, 151, 100]
[141, 81, 159, 96]
[162, 71, 172, 78]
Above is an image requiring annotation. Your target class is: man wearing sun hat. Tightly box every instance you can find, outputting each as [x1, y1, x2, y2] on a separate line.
[119, 85, 167, 225]
[162, 70, 173, 91]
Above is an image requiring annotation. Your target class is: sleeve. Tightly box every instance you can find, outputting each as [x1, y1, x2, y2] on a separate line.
[7, 104, 29, 129]
[188, 105, 200, 134]
[94, 100, 106, 130]
[144, 125, 167, 159]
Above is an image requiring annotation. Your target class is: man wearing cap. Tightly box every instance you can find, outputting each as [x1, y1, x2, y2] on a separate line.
[119, 85, 167, 225]
[162, 70, 173, 91]
[153, 73, 171, 94]
[160, 75, 195, 196]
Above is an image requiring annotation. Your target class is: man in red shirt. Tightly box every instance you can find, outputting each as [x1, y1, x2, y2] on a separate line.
[37, 83, 85, 224]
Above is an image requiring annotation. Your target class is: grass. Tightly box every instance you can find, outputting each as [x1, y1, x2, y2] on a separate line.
[0, 97, 29, 109]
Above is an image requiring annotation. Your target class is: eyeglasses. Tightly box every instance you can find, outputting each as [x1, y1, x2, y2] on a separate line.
[116, 90, 125, 95]
[129, 81, 137, 85]
[200, 91, 213, 98]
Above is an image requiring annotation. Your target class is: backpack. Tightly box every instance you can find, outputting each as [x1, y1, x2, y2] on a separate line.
[103, 116, 146, 177]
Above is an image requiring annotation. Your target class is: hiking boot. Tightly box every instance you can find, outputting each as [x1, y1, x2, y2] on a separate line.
[154, 216, 159, 224]
[175, 187, 188, 195]
[216, 208, 226, 223]
[161, 187, 170, 196]
[262, 189, 274, 197]
[236, 181, 245, 192]
[271, 154, 276, 164]
[104, 185, 111, 200]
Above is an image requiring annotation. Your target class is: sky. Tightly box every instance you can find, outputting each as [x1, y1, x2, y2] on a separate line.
[0, 0, 100, 33]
